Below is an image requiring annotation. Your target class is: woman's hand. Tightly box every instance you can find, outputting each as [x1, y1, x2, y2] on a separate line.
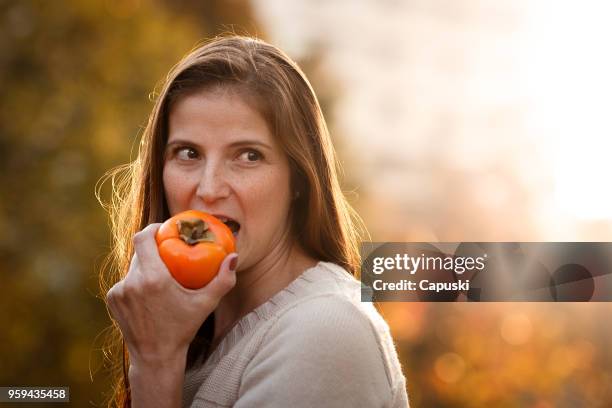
[106, 223, 238, 367]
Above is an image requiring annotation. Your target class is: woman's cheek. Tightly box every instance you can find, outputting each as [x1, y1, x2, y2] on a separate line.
[163, 167, 190, 211]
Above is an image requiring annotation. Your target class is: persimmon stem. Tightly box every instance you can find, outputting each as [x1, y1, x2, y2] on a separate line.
[177, 218, 215, 245]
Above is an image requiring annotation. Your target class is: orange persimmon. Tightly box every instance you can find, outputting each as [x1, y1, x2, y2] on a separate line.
[155, 210, 235, 289]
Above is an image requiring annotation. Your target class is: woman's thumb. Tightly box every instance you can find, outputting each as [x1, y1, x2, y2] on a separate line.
[204, 253, 238, 299]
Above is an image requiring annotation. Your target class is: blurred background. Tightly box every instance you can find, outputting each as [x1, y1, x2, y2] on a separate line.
[1, 0, 611, 406]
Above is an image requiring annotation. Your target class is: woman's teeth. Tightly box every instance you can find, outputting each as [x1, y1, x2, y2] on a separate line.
[211, 215, 240, 236]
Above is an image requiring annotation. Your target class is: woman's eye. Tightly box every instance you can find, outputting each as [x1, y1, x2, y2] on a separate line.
[175, 147, 199, 161]
[238, 149, 262, 163]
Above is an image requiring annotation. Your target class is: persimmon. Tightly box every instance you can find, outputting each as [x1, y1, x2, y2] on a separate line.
[155, 210, 236, 289]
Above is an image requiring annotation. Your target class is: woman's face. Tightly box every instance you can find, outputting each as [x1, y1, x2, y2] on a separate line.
[163, 86, 294, 269]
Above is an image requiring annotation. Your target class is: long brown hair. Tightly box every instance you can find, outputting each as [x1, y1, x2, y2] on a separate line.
[96, 34, 367, 407]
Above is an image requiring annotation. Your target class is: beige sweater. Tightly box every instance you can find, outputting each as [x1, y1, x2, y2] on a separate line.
[182, 261, 409, 407]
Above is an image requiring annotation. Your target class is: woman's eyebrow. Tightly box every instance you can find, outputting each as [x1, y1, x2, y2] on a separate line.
[165, 139, 198, 149]
[227, 140, 273, 150]
[165, 139, 273, 150]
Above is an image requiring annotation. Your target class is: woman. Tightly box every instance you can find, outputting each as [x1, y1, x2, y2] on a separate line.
[101, 35, 409, 407]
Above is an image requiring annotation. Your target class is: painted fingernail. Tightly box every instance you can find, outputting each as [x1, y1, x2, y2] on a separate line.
[229, 255, 238, 271]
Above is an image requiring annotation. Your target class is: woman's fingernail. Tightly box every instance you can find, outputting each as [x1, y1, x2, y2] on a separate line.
[229, 255, 238, 271]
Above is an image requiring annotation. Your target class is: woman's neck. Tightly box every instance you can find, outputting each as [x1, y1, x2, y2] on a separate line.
[210, 241, 318, 350]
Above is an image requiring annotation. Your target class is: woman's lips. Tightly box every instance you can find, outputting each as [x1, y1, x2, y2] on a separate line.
[212, 215, 241, 236]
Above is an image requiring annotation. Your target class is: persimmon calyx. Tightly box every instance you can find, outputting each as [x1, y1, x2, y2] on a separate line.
[177, 218, 216, 245]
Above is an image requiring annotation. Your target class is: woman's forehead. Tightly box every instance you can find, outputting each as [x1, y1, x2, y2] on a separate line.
[167, 87, 275, 147]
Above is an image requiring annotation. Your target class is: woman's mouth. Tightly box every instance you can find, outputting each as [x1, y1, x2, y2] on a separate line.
[214, 215, 241, 238]
[226, 220, 240, 238]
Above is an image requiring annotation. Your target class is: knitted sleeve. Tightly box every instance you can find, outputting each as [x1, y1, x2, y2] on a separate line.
[233, 295, 409, 407]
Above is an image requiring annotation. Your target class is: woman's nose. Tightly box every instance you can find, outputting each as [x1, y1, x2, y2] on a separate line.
[195, 161, 231, 203]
